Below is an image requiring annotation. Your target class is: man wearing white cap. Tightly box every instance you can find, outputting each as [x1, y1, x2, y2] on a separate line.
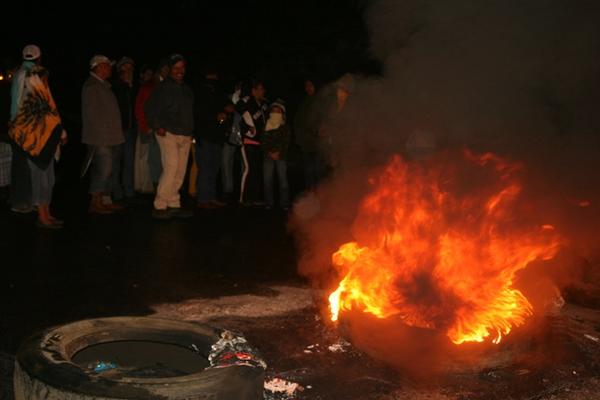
[81, 54, 124, 214]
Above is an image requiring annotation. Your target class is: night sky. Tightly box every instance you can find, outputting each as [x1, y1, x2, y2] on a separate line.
[3, 0, 599, 150]
[2, 0, 376, 118]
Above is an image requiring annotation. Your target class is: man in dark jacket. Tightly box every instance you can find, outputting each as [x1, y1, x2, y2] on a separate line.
[112, 56, 137, 200]
[194, 71, 227, 208]
[294, 78, 324, 191]
[144, 53, 194, 219]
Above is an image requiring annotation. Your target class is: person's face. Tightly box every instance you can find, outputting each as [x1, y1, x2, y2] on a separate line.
[252, 84, 265, 101]
[336, 87, 349, 105]
[119, 62, 134, 83]
[141, 69, 154, 83]
[170, 61, 185, 83]
[95, 62, 112, 80]
[304, 80, 315, 96]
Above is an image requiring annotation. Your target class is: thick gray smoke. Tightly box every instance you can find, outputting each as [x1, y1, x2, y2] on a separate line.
[366, 1, 600, 157]
[293, 0, 600, 282]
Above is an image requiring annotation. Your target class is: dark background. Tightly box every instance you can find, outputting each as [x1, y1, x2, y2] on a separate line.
[1, 0, 380, 128]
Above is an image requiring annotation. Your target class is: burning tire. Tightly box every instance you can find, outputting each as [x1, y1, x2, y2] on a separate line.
[13, 317, 264, 400]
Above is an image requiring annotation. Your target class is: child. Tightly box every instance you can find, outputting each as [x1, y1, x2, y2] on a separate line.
[262, 99, 291, 210]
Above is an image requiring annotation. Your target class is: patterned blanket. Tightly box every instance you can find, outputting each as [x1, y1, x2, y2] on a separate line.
[9, 65, 62, 169]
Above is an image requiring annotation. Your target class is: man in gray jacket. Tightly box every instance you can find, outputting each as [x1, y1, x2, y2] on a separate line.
[81, 55, 124, 214]
[144, 53, 194, 219]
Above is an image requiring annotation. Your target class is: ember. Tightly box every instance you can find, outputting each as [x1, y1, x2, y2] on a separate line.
[329, 150, 562, 345]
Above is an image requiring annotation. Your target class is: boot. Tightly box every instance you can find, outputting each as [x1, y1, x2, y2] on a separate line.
[89, 193, 113, 214]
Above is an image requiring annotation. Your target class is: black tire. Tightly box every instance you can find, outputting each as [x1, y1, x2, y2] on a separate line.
[14, 317, 264, 400]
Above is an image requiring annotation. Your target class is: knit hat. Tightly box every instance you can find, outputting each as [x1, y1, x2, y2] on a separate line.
[270, 98, 286, 114]
[116, 56, 134, 70]
[168, 53, 185, 66]
[22, 44, 41, 61]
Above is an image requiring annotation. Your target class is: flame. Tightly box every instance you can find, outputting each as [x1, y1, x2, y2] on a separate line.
[329, 150, 561, 345]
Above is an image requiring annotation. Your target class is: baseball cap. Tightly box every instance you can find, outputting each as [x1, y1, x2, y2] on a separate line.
[22, 44, 41, 61]
[116, 56, 135, 70]
[89, 54, 115, 69]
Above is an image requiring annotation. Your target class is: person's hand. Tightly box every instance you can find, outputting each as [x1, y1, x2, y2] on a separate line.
[60, 129, 68, 145]
[247, 126, 256, 138]
[156, 128, 166, 137]
[269, 151, 280, 161]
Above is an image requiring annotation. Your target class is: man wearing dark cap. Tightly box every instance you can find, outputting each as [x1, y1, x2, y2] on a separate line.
[144, 53, 194, 219]
[112, 56, 137, 201]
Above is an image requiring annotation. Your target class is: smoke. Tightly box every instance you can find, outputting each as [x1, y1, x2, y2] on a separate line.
[291, 0, 600, 373]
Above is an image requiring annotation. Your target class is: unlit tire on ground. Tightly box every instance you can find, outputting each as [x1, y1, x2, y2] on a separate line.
[14, 317, 264, 400]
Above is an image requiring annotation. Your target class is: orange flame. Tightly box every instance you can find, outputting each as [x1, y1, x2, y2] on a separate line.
[329, 150, 561, 345]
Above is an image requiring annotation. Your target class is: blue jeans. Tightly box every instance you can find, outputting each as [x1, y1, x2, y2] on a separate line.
[28, 158, 54, 206]
[263, 158, 289, 208]
[196, 140, 222, 203]
[89, 145, 119, 194]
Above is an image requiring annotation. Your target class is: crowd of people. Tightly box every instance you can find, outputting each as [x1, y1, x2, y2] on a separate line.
[0, 44, 356, 228]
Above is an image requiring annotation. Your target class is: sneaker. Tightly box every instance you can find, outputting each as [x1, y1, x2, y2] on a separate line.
[210, 200, 226, 208]
[168, 207, 193, 218]
[152, 208, 172, 220]
[197, 202, 217, 210]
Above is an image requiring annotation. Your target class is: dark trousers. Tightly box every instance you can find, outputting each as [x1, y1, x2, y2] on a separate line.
[112, 129, 136, 198]
[303, 150, 327, 190]
[196, 140, 222, 203]
[9, 143, 32, 210]
[242, 145, 263, 203]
